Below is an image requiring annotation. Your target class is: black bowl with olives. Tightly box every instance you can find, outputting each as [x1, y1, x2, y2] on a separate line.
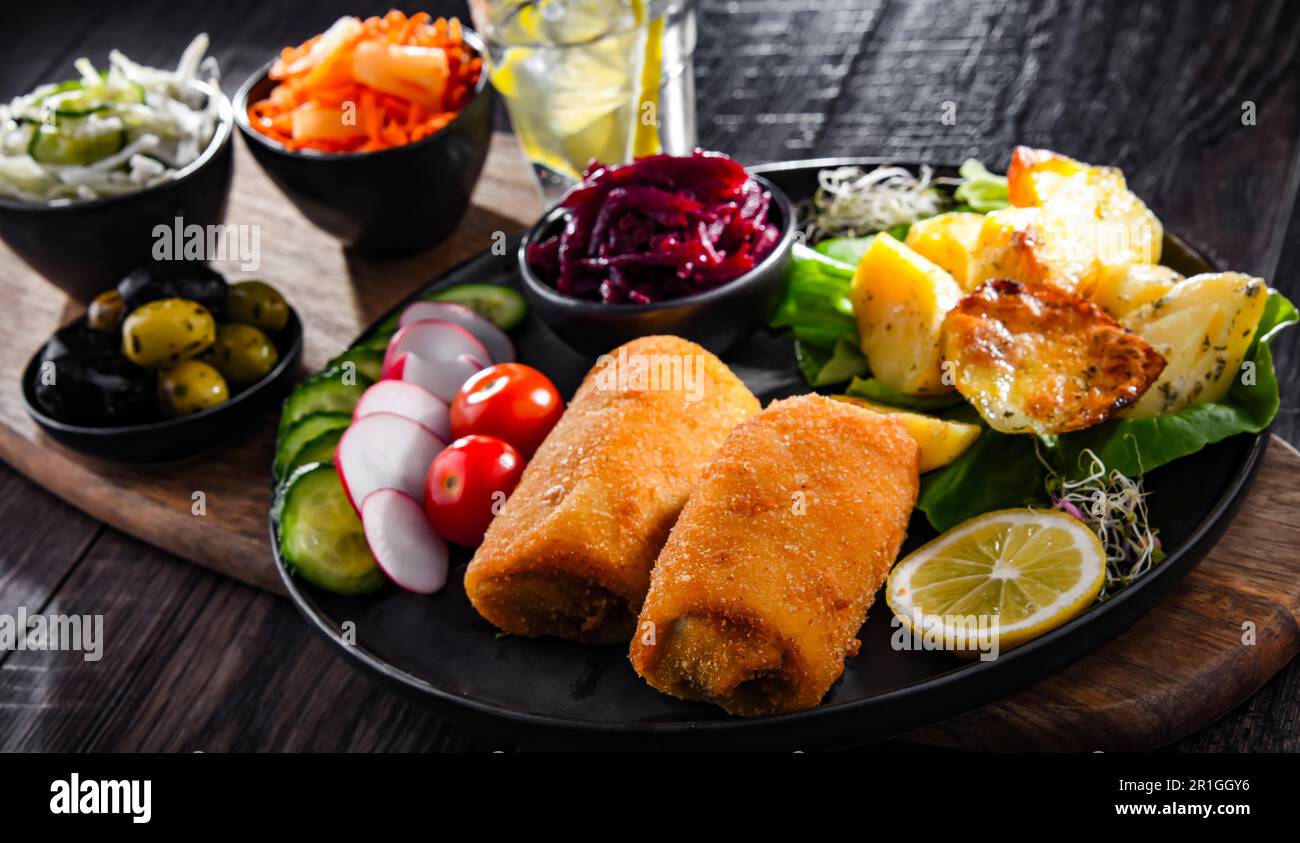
[22, 263, 302, 463]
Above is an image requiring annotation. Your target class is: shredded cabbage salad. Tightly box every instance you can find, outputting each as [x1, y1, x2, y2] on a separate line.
[0, 34, 221, 203]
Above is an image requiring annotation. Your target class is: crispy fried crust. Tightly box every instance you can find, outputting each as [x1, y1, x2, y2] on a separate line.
[464, 335, 760, 643]
[941, 279, 1167, 435]
[629, 395, 920, 716]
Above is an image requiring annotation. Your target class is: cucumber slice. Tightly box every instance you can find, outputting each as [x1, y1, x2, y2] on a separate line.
[326, 346, 384, 382]
[37, 71, 145, 117]
[274, 411, 352, 480]
[32, 79, 85, 107]
[277, 369, 373, 439]
[54, 86, 145, 117]
[359, 283, 527, 346]
[28, 122, 126, 166]
[285, 428, 346, 478]
[276, 462, 384, 595]
[428, 283, 527, 330]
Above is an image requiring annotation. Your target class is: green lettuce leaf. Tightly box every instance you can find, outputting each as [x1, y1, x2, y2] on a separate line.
[845, 376, 965, 411]
[952, 159, 1010, 212]
[809, 335, 869, 386]
[774, 244, 861, 386]
[769, 243, 855, 333]
[813, 236, 874, 266]
[916, 427, 1049, 532]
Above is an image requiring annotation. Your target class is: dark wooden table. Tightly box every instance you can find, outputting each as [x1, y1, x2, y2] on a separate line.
[3, 0, 1298, 752]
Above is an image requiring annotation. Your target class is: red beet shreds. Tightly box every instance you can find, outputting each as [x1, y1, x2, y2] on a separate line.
[524, 151, 780, 304]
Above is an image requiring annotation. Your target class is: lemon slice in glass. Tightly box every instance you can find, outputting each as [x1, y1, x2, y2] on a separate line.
[886, 508, 1106, 654]
[631, 0, 664, 157]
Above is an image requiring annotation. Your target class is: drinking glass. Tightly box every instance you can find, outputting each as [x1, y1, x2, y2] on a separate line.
[469, 0, 698, 205]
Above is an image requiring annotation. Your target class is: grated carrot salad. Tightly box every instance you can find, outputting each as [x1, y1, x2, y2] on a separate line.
[248, 10, 482, 153]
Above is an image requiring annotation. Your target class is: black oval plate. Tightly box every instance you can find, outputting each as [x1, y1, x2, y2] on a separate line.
[272, 160, 1267, 750]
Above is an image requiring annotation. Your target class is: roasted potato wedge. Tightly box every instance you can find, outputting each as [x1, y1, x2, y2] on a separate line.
[1089, 263, 1183, 319]
[969, 206, 1097, 296]
[832, 395, 981, 472]
[1120, 272, 1267, 419]
[904, 212, 986, 290]
[942, 279, 1166, 434]
[1007, 146, 1162, 265]
[971, 147, 1165, 297]
[850, 233, 964, 396]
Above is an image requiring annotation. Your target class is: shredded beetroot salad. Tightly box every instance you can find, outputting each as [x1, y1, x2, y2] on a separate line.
[525, 151, 781, 304]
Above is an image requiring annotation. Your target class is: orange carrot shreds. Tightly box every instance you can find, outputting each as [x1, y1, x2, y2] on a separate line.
[248, 10, 481, 153]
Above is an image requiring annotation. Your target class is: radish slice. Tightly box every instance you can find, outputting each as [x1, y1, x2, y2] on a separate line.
[335, 412, 445, 511]
[383, 351, 484, 402]
[360, 488, 449, 594]
[398, 304, 516, 363]
[353, 380, 451, 440]
[385, 320, 492, 373]
[382, 320, 492, 400]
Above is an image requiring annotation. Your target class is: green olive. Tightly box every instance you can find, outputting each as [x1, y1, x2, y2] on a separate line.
[205, 323, 279, 387]
[157, 360, 229, 417]
[121, 298, 216, 368]
[226, 280, 289, 331]
[87, 289, 126, 333]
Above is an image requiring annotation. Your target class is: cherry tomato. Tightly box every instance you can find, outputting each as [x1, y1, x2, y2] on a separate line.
[424, 434, 524, 547]
[450, 363, 563, 458]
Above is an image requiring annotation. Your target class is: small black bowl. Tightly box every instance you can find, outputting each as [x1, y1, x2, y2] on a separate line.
[0, 81, 234, 304]
[22, 308, 303, 463]
[517, 173, 796, 357]
[233, 29, 494, 257]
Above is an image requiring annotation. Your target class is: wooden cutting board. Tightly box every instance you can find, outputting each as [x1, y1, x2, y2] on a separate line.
[1, 133, 1296, 750]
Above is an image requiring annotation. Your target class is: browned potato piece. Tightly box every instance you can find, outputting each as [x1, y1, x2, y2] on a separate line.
[1121, 272, 1268, 418]
[904, 212, 985, 290]
[969, 207, 1094, 295]
[970, 147, 1164, 298]
[1090, 263, 1183, 318]
[941, 279, 1166, 434]
[849, 233, 963, 395]
[1007, 145, 1162, 265]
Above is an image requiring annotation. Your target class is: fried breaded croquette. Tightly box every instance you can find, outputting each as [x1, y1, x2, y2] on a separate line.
[629, 394, 920, 716]
[464, 336, 760, 643]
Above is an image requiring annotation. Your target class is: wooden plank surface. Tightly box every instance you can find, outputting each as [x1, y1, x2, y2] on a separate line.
[3, 0, 1300, 752]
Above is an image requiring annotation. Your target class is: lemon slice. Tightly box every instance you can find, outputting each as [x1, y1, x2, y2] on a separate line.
[631, 0, 663, 157]
[886, 508, 1105, 654]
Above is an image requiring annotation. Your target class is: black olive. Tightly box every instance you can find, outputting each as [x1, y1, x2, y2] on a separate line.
[43, 324, 118, 361]
[33, 351, 157, 426]
[117, 262, 229, 318]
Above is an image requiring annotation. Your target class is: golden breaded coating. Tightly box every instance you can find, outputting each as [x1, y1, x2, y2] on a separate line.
[629, 395, 920, 716]
[465, 336, 760, 644]
[941, 279, 1166, 435]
